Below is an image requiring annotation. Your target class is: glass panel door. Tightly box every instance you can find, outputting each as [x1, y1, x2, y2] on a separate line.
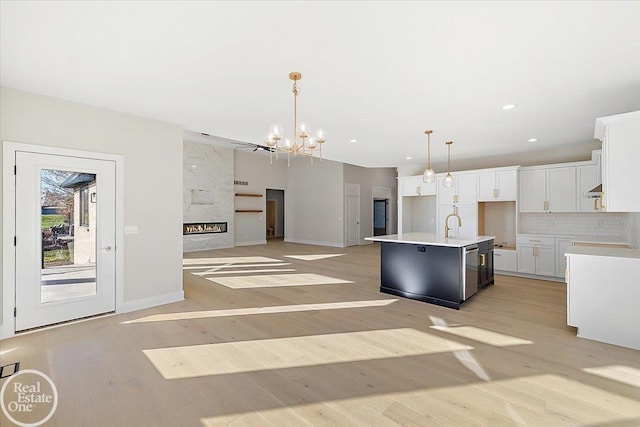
[40, 169, 97, 303]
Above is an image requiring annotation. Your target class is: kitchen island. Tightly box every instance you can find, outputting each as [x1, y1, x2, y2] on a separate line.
[365, 232, 495, 309]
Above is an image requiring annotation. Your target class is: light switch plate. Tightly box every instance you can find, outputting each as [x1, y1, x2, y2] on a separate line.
[125, 225, 139, 234]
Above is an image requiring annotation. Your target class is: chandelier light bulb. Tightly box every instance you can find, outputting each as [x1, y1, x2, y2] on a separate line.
[269, 124, 283, 138]
[315, 128, 327, 142]
[307, 137, 317, 149]
[298, 122, 310, 137]
[265, 134, 276, 147]
[283, 138, 293, 150]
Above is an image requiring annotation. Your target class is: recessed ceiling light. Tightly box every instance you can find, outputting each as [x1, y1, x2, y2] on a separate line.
[405, 156, 412, 160]
[349, 139, 358, 143]
[502, 104, 516, 110]
[528, 138, 538, 142]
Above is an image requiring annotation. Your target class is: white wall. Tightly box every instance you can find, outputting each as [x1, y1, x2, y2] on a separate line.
[344, 164, 397, 243]
[285, 157, 345, 247]
[234, 150, 287, 246]
[396, 142, 601, 177]
[1, 87, 184, 327]
[183, 140, 234, 251]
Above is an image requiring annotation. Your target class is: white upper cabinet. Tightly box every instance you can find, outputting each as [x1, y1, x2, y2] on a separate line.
[437, 173, 477, 205]
[400, 175, 436, 197]
[547, 167, 577, 212]
[519, 166, 576, 212]
[519, 169, 546, 212]
[477, 168, 518, 201]
[577, 164, 600, 212]
[595, 111, 640, 212]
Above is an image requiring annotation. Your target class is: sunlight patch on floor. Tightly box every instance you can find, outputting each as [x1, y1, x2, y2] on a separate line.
[206, 273, 353, 289]
[183, 256, 281, 266]
[583, 365, 640, 388]
[284, 254, 345, 261]
[0, 347, 17, 356]
[200, 374, 640, 426]
[193, 268, 297, 276]
[183, 263, 291, 270]
[143, 328, 473, 379]
[431, 326, 533, 347]
[123, 299, 398, 324]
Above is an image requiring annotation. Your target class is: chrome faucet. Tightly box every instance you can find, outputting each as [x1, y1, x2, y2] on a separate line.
[444, 213, 462, 239]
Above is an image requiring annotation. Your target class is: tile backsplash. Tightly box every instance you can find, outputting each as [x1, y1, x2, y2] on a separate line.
[520, 212, 629, 240]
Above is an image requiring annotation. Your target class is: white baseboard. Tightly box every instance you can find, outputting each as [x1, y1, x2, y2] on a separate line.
[118, 290, 185, 314]
[235, 240, 267, 246]
[284, 238, 345, 248]
[495, 270, 565, 283]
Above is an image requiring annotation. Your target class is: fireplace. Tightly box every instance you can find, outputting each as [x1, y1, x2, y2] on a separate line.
[183, 222, 228, 235]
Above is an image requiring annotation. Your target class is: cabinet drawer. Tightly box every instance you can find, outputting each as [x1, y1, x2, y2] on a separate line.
[516, 235, 555, 246]
[494, 249, 517, 272]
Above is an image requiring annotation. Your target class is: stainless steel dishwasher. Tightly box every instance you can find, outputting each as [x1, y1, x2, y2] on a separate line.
[463, 244, 479, 301]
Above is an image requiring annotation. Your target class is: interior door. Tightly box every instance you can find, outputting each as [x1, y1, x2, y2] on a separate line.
[15, 151, 116, 331]
[345, 183, 360, 247]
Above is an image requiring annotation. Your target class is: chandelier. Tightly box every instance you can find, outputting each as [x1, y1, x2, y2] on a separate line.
[265, 72, 327, 166]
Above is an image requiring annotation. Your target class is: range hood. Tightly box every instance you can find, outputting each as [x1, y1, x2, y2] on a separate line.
[584, 184, 602, 199]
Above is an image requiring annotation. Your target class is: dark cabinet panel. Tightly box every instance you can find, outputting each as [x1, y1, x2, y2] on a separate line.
[380, 242, 463, 309]
[478, 241, 495, 288]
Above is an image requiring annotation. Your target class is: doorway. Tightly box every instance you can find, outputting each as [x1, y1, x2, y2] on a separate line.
[266, 189, 284, 239]
[373, 199, 388, 236]
[3, 142, 122, 336]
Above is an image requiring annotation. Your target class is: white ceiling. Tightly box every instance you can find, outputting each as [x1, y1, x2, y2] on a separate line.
[2, 1, 639, 170]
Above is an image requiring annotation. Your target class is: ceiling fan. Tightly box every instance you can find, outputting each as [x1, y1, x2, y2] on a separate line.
[199, 132, 273, 152]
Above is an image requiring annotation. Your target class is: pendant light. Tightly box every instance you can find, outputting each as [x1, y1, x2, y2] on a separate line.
[422, 129, 435, 184]
[443, 141, 455, 188]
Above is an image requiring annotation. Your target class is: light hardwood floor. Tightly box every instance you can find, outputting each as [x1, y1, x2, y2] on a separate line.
[1, 240, 639, 426]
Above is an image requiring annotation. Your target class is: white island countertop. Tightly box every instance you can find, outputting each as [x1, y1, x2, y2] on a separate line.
[365, 232, 494, 248]
[565, 246, 640, 260]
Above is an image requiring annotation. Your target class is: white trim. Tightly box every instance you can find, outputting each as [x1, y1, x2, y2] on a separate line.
[119, 291, 185, 314]
[235, 240, 267, 246]
[284, 237, 345, 248]
[2, 141, 124, 340]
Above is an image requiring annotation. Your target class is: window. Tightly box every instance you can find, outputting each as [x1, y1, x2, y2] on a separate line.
[80, 186, 89, 226]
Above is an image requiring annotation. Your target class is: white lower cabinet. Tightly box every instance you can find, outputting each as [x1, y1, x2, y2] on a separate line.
[516, 235, 555, 276]
[494, 249, 517, 272]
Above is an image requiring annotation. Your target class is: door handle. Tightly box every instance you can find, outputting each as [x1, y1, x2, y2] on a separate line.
[479, 253, 486, 266]
[100, 245, 113, 252]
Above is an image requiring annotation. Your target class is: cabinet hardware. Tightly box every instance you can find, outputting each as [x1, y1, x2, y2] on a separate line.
[529, 239, 541, 243]
[543, 200, 549, 211]
[480, 253, 486, 266]
[594, 199, 598, 210]
[416, 186, 420, 195]
[600, 192, 605, 210]
[453, 195, 459, 204]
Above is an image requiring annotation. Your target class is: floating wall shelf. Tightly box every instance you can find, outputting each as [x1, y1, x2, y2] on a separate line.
[235, 209, 263, 213]
[235, 193, 263, 197]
